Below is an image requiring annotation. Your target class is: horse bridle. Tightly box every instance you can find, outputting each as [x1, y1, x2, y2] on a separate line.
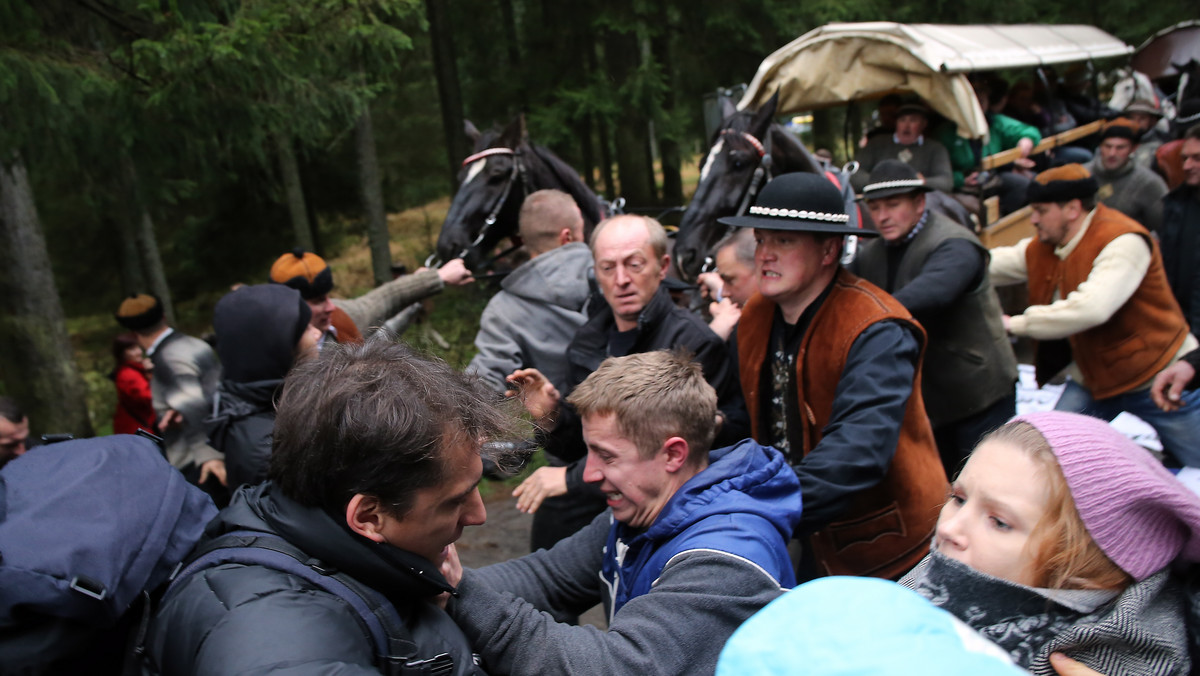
[425, 147, 531, 267]
[700, 129, 774, 273]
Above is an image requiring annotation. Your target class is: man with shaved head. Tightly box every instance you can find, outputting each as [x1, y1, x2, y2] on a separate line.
[467, 189, 594, 395]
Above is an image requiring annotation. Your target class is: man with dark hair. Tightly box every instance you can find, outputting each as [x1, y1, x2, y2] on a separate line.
[269, 248, 475, 346]
[443, 350, 801, 676]
[696, 228, 757, 340]
[990, 164, 1200, 467]
[1159, 124, 1200, 331]
[719, 172, 946, 581]
[145, 340, 519, 675]
[115, 294, 225, 494]
[467, 189, 593, 395]
[0, 397, 29, 468]
[853, 160, 1018, 475]
[1086, 117, 1168, 232]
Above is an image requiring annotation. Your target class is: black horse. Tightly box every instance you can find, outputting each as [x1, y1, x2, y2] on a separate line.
[436, 116, 603, 270]
[673, 94, 858, 282]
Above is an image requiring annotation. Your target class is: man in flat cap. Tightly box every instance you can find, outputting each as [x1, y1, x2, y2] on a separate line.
[115, 294, 225, 499]
[269, 248, 475, 346]
[718, 172, 946, 581]
[852, 101, 954, 194]
[852, 160, 1017, 475]
[1086, 117, 1168, 232]
[989, 164, 1200, 467]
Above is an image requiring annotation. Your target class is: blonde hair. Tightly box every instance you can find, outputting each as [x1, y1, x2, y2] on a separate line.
[566, 350, 716, 465]
[979, 422, 1133, 591]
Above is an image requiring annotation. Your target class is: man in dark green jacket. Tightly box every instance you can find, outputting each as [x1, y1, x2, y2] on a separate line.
[852, 160, 1018, 475]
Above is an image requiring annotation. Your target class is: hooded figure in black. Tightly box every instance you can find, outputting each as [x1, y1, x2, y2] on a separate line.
[207, 284, 314, 489]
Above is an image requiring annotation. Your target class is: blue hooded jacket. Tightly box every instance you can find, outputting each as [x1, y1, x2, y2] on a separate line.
[599, 439, 802, 617]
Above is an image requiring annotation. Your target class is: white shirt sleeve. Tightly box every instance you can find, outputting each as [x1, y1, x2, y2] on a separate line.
[1007, 233, 1151, 340]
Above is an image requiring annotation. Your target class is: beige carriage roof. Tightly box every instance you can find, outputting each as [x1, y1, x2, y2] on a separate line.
[739, 22, 1132, 139]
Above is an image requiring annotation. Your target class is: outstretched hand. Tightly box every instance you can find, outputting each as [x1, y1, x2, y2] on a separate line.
[199, 458, 227, 487]
[513, 466, 568, 514]
[506, 368, 560, 425]
[1151, 359, 1195, 412]
[437, 258, 476, 286]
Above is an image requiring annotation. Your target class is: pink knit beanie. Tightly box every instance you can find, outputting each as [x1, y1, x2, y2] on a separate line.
[1013, 411, 1200, 581]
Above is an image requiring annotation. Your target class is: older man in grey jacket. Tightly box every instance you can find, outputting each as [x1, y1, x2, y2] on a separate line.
[467, 189, 593, 395]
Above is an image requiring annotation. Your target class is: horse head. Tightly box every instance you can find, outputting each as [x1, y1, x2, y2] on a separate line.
[437, 115, 603, 270]
[674, 95, 778, 281]
[437, 116, 532, 270]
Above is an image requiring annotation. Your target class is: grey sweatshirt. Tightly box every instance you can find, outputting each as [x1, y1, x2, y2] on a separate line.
[449, 512, 787, 676]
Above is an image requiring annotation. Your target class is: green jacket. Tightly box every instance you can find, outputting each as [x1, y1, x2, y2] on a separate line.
[936, 114, 1042, 189]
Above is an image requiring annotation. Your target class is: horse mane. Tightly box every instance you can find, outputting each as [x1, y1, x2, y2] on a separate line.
[529, 144, 603, 227]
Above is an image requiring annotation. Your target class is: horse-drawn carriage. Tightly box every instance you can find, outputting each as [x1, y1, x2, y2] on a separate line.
[731, 22, 1132, 249]
[435, 22, 1141, 284]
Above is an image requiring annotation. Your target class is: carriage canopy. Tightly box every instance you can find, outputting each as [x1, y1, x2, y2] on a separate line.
[738, 22, 1131, 140]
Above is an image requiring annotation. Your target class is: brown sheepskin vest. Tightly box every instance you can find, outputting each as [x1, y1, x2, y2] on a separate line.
[1025, 205, 1187, 399]
[737, 269, 946, 579]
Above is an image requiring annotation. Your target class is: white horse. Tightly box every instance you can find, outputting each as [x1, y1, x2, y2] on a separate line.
[1110, 67, 1176, 133]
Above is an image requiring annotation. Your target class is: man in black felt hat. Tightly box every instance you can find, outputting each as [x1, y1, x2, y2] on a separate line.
[852, 101, 954, 194]
[719, 172, 946, 581]
[851, 160, 1017, 476]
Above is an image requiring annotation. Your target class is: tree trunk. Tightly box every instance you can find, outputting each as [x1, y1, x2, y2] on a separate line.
[123, 155, 175, 325]
[604, 28, 656, 206]
[135, 207, 176, 326]
[425, 0, 468, 193]
[651, 15, 683, 207]
[596, 114, 616, 201]
[357, 109, 392, 287]
[114, 213, 145, 295]
[498, 0, 527, 111]
[275, 134, 315, 252]
[0, 154, 94, 438]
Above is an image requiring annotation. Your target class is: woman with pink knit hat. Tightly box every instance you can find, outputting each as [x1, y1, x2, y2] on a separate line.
[902, 410, 1200, 675]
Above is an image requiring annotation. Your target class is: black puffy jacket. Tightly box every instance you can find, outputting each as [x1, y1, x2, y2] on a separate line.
[143, 483, 484, 676]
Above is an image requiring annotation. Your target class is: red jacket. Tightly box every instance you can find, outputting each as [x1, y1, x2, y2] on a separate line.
[113, 361, 157, 435]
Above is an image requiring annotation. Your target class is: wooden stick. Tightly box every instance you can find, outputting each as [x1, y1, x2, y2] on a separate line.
[981, 120, 1105, 170]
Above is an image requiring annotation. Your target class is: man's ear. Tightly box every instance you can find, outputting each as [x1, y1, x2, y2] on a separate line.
[658, 254, 671, 280]
[345, 493, 387, 543]
[558, 227, 574, 245]
[660, 436, 691, 472]
[820, 237, 842, 266]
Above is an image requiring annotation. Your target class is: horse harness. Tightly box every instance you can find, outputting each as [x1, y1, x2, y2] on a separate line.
[722, 128, 774, 220]
[700, 128, 774, 273]
[459, 147, 532, 254]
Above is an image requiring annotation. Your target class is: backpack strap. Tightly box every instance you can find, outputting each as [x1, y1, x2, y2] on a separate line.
[166, 530, 455, 676]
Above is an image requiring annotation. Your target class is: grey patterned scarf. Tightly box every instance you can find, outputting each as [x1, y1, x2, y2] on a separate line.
[902, 551, 1191, 675]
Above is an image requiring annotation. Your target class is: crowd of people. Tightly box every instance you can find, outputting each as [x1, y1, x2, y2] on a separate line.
[4, 74, 1200, 676]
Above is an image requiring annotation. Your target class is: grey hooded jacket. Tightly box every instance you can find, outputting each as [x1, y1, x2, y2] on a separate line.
[467, 242, 593, 394]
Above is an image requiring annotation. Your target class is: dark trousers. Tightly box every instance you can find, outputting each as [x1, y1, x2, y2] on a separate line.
[932, 391, 1017, 479]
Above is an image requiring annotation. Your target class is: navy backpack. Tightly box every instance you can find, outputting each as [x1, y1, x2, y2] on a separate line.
[0, 434, 216, 675]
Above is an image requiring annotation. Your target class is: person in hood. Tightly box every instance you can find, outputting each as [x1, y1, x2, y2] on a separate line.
[145, 339, 522, 675]
[467, 188, 593, 395]
[206, 284, 321, 490]
[441, 349, 802, 676]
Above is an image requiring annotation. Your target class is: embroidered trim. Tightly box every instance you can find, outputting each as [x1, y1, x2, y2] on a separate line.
[863, 178, 926, 194]
[747, 205, 850, 223]
[461, 147, 515, 167]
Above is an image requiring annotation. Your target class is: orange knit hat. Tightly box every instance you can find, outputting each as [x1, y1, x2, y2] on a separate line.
[270, 248, 334, 300]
